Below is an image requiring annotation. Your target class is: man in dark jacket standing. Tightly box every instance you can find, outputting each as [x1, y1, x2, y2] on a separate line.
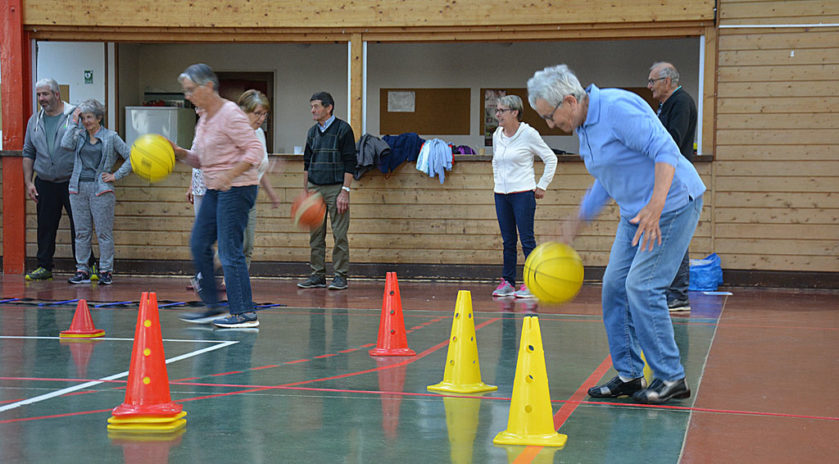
[22, 78, 95, 281]
[648, 62, 697, 311]
[297, 92, 356, 291]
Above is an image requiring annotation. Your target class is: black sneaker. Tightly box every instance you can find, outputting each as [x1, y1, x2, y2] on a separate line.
[297, 275, 326, 288]
[633, 378, 691, 404]
[99, 271, 113, 285]
[179, 307, 226, 324]
[213, 312, 259, 329]
[68, 271, 91, 284]
[328, 275, 348, 290]
[668, 299, 691, 312]
[588, 375, 647, 398]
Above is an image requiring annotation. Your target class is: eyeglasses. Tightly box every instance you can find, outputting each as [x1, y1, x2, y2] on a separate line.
[647, 77, 667, 86]
[182, 86, 197, 96]
[495, 108, 513, 114]
[540, 101, 562, 121]
[253, 111, 269, 118]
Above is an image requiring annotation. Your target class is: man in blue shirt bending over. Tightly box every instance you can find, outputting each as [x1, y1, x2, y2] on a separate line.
[527, 64, 706, 404]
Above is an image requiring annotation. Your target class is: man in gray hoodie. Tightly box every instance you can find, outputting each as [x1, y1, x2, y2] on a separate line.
[22, 78, 95, 280]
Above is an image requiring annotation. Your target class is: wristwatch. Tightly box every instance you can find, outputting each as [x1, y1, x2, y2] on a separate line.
[341, 186, 351, 192]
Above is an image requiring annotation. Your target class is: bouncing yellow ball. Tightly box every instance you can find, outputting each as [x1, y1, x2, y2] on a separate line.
[523, 242, 584, 304]
[130, 134, 175, 183]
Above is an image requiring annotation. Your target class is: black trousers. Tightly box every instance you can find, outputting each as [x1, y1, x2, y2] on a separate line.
[34, 177, 94, 270]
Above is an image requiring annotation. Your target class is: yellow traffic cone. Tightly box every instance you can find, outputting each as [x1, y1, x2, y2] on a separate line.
[428, 291, 497, 394]
[443, 396, 483, 464]
[493, 315, 567, 448]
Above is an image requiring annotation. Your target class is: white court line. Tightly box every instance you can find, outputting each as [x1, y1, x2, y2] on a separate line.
[0, 340, 237, 414]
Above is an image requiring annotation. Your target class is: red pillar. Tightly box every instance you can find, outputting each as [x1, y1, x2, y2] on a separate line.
[1, 0, 30, 274]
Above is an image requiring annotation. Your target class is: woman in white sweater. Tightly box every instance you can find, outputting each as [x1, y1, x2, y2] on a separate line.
[491, 95, 558, 298]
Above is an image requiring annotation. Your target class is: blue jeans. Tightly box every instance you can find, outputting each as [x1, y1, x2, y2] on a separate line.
[601, 196, 703, 381]
[191, 186, 257, 315]
[494, 191, 536, 287]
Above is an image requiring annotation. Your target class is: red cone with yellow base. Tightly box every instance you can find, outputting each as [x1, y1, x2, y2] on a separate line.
[369, 272, 416, 356]
[108, 292, 186, 433]
[60, 299, 105, 338]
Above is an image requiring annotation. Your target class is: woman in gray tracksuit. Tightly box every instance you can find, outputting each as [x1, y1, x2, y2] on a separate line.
[61, 99, 133, 285]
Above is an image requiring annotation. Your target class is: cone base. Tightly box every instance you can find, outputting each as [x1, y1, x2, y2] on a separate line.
[493, 430, 568, 448]
[107, 417, 187, 433]
[369, 347, 416, 356]
[60, 330, 105, 338]
[109, 411, 187, 424]
[428, 381, 498, 394]
[112, 402, 183, 418]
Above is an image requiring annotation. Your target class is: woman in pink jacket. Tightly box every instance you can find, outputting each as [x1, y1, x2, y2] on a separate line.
[171, 64, 264, 329]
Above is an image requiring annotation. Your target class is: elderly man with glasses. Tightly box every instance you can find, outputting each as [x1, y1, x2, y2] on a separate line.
[527, 64, 705, 404]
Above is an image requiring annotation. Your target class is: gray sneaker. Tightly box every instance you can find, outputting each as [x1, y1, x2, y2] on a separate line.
[328, 275, 348, 290]
[298, 275, 327, 288]
[179, 307, 226, 324]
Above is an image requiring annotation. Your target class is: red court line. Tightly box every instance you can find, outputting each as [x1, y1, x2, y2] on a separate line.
[314, 354, 337, 359]
[285, 359, 309, 364]
[338, 348, 358, 354]
[250, 364, 280, 370]
[513, 355, 613, 464]
[210, 371, 243, 377]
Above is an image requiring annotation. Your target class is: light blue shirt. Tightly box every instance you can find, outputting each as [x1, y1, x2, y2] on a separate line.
[577, 84, 706, 221]
[318, 115, 336, 132]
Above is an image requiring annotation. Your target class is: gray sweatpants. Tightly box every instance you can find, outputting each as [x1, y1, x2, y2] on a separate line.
[69, 181, 116, 273]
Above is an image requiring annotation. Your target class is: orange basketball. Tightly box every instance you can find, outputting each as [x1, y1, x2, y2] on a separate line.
[291, 191, 326, 229]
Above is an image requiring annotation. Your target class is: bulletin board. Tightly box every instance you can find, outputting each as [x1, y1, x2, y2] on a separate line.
[380, 88, 470, 136]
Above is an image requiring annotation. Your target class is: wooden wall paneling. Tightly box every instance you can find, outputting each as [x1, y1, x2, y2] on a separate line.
[719, 0, 839, 24]
[22, 0, 716, 29]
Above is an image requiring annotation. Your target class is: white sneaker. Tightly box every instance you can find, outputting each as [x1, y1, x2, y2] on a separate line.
[492, 279, 515, 297]
[514, 285, 535, 299]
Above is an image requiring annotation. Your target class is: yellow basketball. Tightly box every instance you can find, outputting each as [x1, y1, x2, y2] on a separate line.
[130, 134, 175, 183]
[523, 241, 584, 304]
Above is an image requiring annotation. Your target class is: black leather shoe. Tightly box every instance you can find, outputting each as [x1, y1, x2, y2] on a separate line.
[633, 378, 691, 404]
[588, 375, 647, 398]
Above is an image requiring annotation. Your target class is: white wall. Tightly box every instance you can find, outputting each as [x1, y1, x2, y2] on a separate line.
[133, 43, 348, 154]
[36, 42, 106, 108]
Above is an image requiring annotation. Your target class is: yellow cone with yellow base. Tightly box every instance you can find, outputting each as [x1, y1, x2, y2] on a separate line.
[428, 290, 497, 394]
[493, 315, 567, 448]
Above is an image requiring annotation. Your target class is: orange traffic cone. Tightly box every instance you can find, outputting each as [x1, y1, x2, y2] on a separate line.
[60, 299, 105, 338]
[369, 272, 416, 356]
[108, 292, 186, 433]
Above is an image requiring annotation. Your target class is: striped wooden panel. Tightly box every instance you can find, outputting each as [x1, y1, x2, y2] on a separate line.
[22, 0, 715, 29]
[715, 0, 839, 272]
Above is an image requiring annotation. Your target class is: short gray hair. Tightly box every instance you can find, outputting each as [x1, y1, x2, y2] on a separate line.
[77, 98, 105, 123]
[178, 63, 219, 92]
[651, 62, 680, 85]
[35, 78, 60, 93]
[497, 95, 524, 121]
[527, 64, 586, 109]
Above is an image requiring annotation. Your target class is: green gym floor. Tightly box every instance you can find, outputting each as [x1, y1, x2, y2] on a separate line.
[0, 275, 837, 463]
